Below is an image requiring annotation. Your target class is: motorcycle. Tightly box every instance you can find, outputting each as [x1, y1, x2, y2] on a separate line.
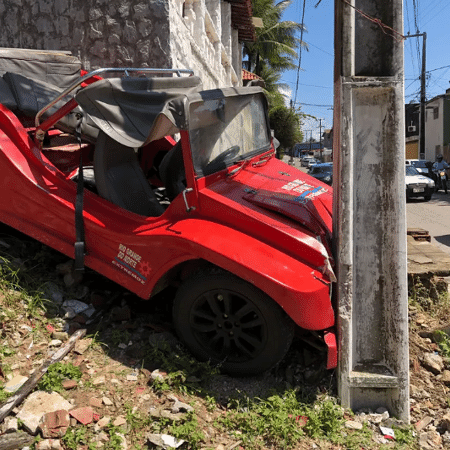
[433, 169, 448, 193]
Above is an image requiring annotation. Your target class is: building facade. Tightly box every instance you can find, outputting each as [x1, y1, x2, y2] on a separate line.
[424, 92, 450, 162]
[0, 0, 254, 89]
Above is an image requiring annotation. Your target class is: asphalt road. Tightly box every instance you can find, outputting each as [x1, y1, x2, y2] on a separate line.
[406, 191, 450, 256]
[283, 156, 450, 256]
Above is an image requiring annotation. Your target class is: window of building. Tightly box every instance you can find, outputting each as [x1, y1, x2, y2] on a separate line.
[434, 107, 439, 120]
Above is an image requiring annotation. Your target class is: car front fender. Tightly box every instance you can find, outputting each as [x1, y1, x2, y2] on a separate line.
[153, 218, 334, 331]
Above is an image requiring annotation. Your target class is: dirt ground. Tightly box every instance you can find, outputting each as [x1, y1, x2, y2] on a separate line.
[1, 230, 450, 449]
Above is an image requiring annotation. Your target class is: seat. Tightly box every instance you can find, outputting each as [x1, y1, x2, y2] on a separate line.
[94, 131, 165, 216]
[158, 142, 186, 200]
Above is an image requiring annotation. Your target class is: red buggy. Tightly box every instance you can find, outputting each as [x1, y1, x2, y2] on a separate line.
[0, 49, 336, 375]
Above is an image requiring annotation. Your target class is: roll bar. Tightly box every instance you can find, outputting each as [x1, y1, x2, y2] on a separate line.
[35, 67, 194, 140]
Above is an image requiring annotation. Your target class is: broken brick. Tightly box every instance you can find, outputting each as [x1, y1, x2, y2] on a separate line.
[62, 379, 78, 390]
[69, 407, 94, 425]
[39, 409, 70, 438]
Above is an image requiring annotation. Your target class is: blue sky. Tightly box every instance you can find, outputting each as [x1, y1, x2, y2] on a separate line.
[280, 0, 450, 141]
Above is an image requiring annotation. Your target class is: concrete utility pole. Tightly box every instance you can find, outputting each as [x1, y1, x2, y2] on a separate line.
[333, 0, 409, 422]
[406, 32, 427, 158]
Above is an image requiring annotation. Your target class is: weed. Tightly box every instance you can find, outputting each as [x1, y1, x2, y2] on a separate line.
[37, 362, 82, 393]
[393, 425, 416, 446]
[219, 390, 344, 449]
[409, 275, 449, 312]
[169, 411, 205, 449]
[0, 345, 15, 358]
[144, 341, 219, 395]
[0, 385, 11, 403]
[124, 404, 152, 432]
[105, 425, 127, 450]
[433, 330, 450, 360]
[110, 329, 130, 347]
[62, 427, 89, 449]
[205, 394, 217, 412]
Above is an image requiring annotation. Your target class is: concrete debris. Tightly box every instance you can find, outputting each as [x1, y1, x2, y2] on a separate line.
[150, 369, 167, 382]
[35, 439, 63, 450]
[2, 416, 18, 433]
[147, 433, 185, 449]
[61, 299, 90, 319]
[92, 375, 106, 385]
[345, 420, 363, 430]
[51, 331, 69, 341]
[73, 337, 92, 354]
[17, 391, 73, 435]
[42, 282, 64, 305]
[167, 394, 194, 413]
[421, 353, 445, 375]
[89, 397, 103, 408]
[415, 416, 434, 432]
[419, 430, 442, 449]
[4, 374, 28, 393]
[113, 416, 127, 427]
[102, 396, 113, 406]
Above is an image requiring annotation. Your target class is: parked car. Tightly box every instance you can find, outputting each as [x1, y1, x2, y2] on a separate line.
[308, 163, 333, 185]
[405, 159, 433, 176]
[0, 48, 337, 376]
[301, 156, 319, 167]
[405, 165, 434, 201]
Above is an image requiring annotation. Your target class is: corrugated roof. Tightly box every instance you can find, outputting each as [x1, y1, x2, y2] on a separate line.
[226, 0, 256, 42]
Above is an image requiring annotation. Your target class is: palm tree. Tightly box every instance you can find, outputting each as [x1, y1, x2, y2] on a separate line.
[243, 0, 307, 77]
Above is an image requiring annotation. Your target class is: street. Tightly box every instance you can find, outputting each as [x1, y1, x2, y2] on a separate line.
[283, 156, 450, 256]
[407, 191, 450, 256]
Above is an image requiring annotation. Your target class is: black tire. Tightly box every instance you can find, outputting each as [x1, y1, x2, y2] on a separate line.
[172, 270, 295, 376]
[424, 194, 432, 201]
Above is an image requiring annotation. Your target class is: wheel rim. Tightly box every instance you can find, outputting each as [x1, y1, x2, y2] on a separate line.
[188, 289, 268, 363]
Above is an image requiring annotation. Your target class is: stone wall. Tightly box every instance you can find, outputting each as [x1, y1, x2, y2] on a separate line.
[0, 0, 242, 88]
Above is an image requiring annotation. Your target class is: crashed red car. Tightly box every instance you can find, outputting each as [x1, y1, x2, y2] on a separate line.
[0, 49, 336, 375]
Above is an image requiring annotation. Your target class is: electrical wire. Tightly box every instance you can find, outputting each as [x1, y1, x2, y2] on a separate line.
[293, 0, 307, 106]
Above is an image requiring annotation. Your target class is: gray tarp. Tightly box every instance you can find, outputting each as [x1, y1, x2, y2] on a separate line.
[75, 76, 203, 147]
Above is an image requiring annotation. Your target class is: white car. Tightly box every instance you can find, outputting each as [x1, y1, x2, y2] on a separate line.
[405, 165, 434, 201]
[405, 159, 432, 175]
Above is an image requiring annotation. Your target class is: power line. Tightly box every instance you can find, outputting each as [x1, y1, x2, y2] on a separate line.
[293, 0, 307, 106]
[302, 39, 333, 57]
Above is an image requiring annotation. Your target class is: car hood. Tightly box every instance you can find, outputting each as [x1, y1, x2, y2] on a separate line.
[202, 156, 335, 280]
[406, 174, 434, 185]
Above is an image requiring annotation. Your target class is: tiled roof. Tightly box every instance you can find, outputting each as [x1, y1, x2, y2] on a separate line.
[226, 0, 256, 42]
[242, 69, 262, 80]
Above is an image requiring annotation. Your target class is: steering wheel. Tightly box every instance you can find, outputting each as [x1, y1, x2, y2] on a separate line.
[207, 145, 241, 167]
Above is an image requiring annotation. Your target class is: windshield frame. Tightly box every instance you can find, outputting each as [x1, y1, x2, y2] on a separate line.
[187, 91, 272, 177]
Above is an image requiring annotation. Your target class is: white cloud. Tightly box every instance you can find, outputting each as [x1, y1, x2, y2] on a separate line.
[278, 86, 292, 107]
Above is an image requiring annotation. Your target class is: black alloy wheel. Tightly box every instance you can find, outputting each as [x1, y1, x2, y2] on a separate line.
[173, 269, 295, 376]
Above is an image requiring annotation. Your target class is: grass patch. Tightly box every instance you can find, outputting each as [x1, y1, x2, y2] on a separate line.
[37, 362, 82, 393]
[218, 390, 344, 449]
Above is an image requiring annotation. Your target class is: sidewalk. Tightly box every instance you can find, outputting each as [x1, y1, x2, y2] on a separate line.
[407, 228, 450, 276]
